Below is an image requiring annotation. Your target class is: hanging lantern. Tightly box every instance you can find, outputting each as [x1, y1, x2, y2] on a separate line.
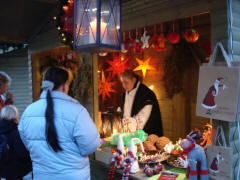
[184, 28, 199, 43]
[168, 32, 180, 44]
[74, 0, 121, 52]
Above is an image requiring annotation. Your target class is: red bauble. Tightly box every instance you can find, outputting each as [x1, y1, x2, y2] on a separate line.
[168, 32, 180, 44]
[184, 28, 199, 43]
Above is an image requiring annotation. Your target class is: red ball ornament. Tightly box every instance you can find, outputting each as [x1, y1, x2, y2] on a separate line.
[168, 32, 180, 44]
[184, 28, 199, 43]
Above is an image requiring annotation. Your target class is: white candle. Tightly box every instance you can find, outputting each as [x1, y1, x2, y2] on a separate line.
[89, 19, 107, 44]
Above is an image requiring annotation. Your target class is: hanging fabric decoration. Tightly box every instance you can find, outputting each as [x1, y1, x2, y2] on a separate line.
[157, 33, 167, 51]
[98, 71, 116, 101]
[105, 54, 131, 79]
[149, 25, 160, 51]
[157, 24, 167, 51]
[149, 34, 159, 50]
[141, 28, 150, 49]
[168, 22, 180, 44]
[121, 32, 128, 53]
[125, 32, 135, 52]
[134, 57, 155, 78]
[184, 17, 199, 43]
[134, 29, 143, 54]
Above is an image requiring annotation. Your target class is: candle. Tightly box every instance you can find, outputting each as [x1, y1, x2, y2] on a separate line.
[89, 19, 107, 43]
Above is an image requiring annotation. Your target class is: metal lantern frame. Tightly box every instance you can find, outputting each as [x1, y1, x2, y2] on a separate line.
[73, 0, 121, 52]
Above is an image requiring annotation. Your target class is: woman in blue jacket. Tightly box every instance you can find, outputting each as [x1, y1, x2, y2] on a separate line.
[18, 67, 100, 180]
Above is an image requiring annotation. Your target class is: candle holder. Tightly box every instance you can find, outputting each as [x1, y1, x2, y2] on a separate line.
[101, 108, 123, 138]
[74, 0, 121, 52]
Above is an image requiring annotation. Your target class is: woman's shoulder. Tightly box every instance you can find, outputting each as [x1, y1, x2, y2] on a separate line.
[139, 83, 155, 96]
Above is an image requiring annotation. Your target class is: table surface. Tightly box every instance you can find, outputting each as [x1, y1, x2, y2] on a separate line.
[90, 159, 187, 180]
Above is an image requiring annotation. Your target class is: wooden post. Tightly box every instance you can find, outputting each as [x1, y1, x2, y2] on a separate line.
[92, 53, 101, 130]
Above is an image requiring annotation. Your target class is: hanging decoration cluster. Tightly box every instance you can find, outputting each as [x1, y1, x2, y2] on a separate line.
[54, 0, 74, 48]
[98, 54, 156, 101]
[121, 17, 200, 54]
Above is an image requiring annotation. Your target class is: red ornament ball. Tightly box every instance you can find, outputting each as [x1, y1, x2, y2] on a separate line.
[168, 32, 180, 44]
[184, 28, 199, 43]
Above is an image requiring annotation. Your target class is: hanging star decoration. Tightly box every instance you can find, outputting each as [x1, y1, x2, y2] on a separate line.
[134, 57, 155, 77]
[105, 55, 131, 79]
[98, 71, 116, 101]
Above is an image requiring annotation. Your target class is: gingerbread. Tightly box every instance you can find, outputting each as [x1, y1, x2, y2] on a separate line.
[146, 134, 159, 144]
[156, 136, 170, 150]
[143, 140, 157, 151]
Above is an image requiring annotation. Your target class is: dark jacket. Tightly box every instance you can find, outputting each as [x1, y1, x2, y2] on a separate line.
[0, 120, 32, 180]
[121, 83, 163, 136]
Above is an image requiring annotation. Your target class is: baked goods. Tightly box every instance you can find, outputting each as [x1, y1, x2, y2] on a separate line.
[139, 152, 170, 164]
[143, 140, 157, 151]
[156, 136, 170, 150]
[146, 134, 159, 144]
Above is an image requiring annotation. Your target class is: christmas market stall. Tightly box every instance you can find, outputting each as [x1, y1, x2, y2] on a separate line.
[27, 0, 240, 179]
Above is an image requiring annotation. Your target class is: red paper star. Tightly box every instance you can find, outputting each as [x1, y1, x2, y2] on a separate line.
[105, 55, 131, 79]
[98, 71, 116, 101]
[134, 57, 155, 77]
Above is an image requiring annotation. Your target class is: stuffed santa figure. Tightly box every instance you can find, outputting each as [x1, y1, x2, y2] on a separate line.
[209, 152, 223, 174]
[201, 77, 226, 114]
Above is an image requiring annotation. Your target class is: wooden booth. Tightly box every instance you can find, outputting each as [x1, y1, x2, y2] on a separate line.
[28, 0, 240, 179]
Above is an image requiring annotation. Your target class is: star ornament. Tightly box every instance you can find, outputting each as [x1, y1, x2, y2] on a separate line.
[134, 57, 155, 77]
[105, 55, 130, 79]
[98, 71, 116, 101]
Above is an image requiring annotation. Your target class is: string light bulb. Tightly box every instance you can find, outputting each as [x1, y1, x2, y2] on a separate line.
[63, 38, 66, 41]
[57, 26, 61, 30]
[53, 16, 57, 20]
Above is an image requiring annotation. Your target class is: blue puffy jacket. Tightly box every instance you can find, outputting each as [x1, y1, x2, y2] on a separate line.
[18, 91, 100, 180]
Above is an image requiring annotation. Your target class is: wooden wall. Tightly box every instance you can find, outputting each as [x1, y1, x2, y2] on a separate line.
[31, 47, 95, 117]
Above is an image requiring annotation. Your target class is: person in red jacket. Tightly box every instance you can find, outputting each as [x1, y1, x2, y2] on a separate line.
[0, 72, 13, 111]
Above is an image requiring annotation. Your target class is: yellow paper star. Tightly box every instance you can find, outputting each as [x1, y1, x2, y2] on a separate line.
[133, 57, 155, 77]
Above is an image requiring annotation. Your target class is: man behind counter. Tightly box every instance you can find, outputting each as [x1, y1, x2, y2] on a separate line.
[118, 70, 163, 136]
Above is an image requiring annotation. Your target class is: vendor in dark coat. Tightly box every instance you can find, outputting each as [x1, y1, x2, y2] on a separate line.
[119, 70, 163, 136]
[0, 105, 32, 180]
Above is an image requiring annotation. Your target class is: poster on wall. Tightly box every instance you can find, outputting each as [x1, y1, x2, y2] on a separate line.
[196, 66, 240, 122]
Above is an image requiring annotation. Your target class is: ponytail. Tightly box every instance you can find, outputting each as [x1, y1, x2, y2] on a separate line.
[45, 90, 62, 152]
[43, 67, 69, 152]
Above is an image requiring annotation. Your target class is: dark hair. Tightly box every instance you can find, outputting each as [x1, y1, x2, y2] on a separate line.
[120, 70, 141, 81]
[44, 67, 69, 152]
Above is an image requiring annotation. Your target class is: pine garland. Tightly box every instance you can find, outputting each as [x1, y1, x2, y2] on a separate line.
[55, 0, 74, 48]
[163, 41, 194, 99]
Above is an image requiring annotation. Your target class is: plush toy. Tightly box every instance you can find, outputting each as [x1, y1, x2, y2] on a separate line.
[180, 131, 209, 180]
